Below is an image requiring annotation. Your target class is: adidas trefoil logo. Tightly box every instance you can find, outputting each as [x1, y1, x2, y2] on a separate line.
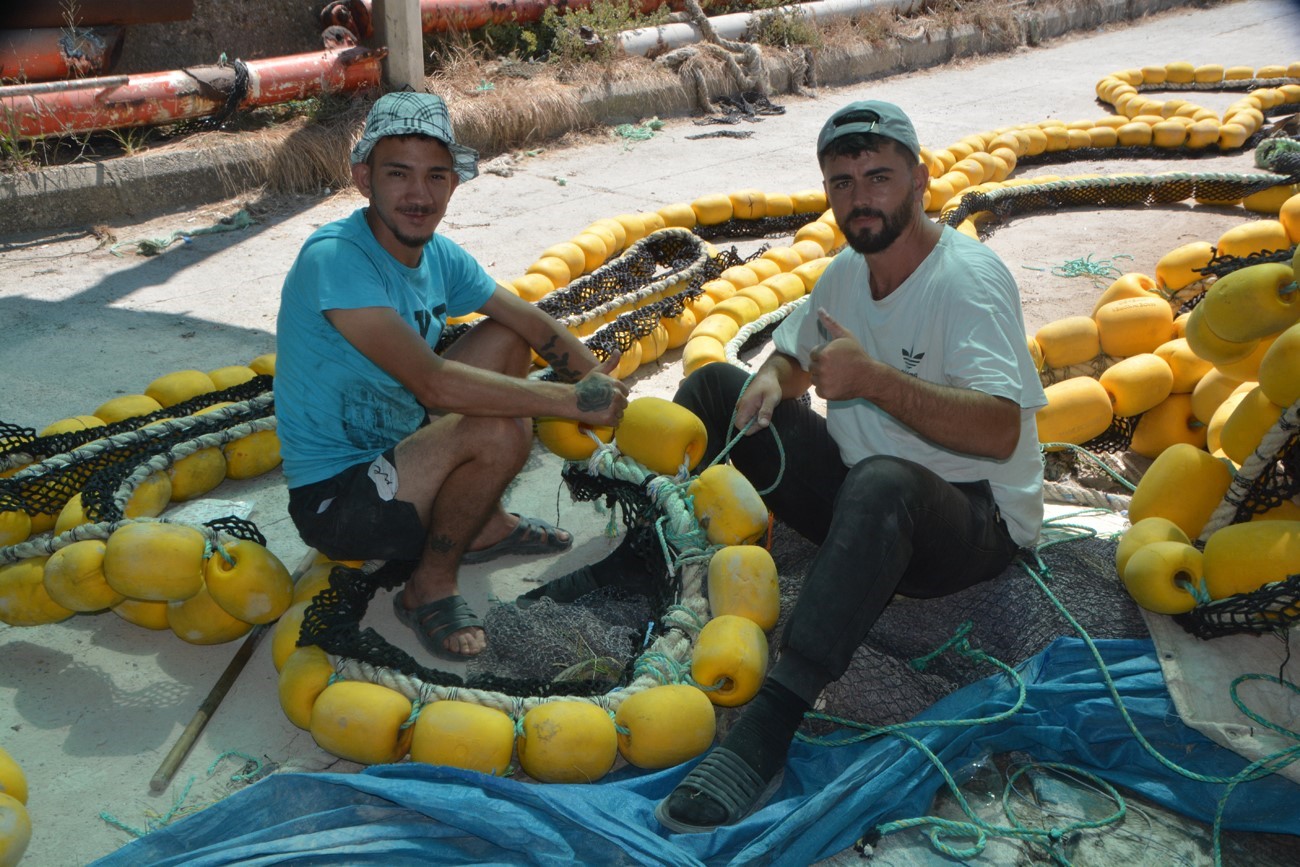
[901, 346, 925, 373]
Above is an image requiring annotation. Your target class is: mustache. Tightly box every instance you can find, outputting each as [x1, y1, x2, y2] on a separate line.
[847, 207, 887, 221]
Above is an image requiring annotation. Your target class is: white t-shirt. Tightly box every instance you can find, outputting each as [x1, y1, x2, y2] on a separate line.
[772, 226, 1047, 546]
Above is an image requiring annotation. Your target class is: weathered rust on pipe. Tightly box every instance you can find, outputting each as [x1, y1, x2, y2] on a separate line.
[0, 46, 385, 140]
[0, 26, 124, 82]
[0, 1, 195, 29]
[0, 75, 128, 98]
[325, 0, 687, 37]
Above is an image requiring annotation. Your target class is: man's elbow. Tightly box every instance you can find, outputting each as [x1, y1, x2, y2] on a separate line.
[988, 425, 1020, 461]
[985, 402, 1021, 460]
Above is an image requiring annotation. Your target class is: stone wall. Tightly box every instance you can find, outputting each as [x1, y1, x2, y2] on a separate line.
[114, 0, 325, 73]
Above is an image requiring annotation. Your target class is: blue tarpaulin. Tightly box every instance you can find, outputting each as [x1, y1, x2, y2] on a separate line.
[94, 638, 1300, 866]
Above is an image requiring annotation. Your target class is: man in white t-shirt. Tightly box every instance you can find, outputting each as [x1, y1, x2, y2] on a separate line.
[656, 100, 1047, 833]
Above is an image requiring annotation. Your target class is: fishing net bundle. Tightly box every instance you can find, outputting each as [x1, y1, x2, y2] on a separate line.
[766, 527, 1150, 733]
[1175, 398, 1300, 639]
[0, 377, 276, 565]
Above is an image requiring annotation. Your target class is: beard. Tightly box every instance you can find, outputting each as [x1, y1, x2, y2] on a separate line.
[375, 206, 436, 250]
[842, 193, 915, 255]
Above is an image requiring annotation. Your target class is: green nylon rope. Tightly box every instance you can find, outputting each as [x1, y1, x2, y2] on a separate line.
[790, 513, 1298, 865]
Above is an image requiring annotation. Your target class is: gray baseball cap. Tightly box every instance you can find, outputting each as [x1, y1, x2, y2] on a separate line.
[817, 100, 921, 161]
[351, 91, 479, 182]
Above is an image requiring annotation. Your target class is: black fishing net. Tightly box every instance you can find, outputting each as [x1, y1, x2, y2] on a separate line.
[1196, 245, 1297, 281]
[758, 527, 1149, 731]
[297, 471, 678, 698]
[938, 151, 1300, 234]
[1175, 407, 1300, 639]
[0, 376, 274, 525]
[693, 213, 820, 241]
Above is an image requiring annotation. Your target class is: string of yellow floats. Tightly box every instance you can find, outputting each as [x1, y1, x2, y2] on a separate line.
[1, 61, 1298, 783]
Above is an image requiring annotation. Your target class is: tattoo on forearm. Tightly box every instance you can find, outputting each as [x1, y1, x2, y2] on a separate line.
[429, 534, 455, 554]
[537, 336, 581, 383]
[574, 377, 614, 412]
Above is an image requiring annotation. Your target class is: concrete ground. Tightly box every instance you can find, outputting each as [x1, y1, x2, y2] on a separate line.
[2, 0, 1299, 863]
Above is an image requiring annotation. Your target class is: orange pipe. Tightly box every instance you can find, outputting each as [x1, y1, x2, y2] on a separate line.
[0, 27, 124, 82]
[326, 0, 687, 37]
[0, 47, 385, 140]
[0, 1, 195, 28]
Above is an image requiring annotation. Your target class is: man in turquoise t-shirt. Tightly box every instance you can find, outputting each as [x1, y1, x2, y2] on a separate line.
[276, 92, 627, 662]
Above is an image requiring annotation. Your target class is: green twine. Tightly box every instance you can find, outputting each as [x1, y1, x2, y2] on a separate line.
[99, 751, 263, 838]
[811, 515, 1299, 865]
[632, 650, 691, 684]
[714, 371, 788, 496]
[1047, 253, 1133, 283]
[614, 117, 664, 142]
[1016, 546, 1300, 866]
[1255, 137, 1300, 170]
[1039, 442, 1140, 493]
[110, 210, 255, 257]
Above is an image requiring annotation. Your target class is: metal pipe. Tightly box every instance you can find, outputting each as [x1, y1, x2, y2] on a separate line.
[0, 75, 128, 98]
[0, 47, 385, 140]
[0, 1, 195, 29]
[618, 0, 926, 55]
[0, 26, 124, 82]
[327, 0, 689, 37]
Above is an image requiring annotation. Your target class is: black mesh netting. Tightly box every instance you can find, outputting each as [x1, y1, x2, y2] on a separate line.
[1175, 409, 1300, 639]
[760, 526, 1149, 732]
[0, 376, 274, 523]
[297, 472, 676, 698]
[938, 151, 1300, 233]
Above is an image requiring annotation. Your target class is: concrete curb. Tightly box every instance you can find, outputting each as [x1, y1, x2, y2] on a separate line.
[1, 0, 1197, 238]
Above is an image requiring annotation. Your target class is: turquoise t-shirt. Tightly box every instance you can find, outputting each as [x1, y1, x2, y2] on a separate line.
[275, 209, 497, 487]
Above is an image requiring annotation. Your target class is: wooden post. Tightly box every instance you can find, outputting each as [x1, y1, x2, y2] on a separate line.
[372, 0, 425, 93]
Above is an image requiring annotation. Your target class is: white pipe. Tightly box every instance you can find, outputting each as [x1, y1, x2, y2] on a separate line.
[618, 0, 927, 56]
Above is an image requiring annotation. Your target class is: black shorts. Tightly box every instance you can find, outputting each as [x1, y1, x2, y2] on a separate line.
[287, 449, 427, 562]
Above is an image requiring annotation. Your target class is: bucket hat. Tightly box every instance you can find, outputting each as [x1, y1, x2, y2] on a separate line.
[351, 91, 479, 182]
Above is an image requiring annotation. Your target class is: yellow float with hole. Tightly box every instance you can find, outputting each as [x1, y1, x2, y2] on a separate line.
[691, 614, 769, 708]
[223, 429, 282, 480]
[535, 417, 615, 462]
[0, 791, 31, 867]
[145, 369, 217, 408]
[688, 464, 768, 546]
[204, 538, 294, 625]
[1036, 377, 1113, 448]
[310, 680, 415, 765]
[0, 746, 26, 806]
[1120, 541, 1203, 615]
[614, 396, 707, 476]
[1197, 262, 1298, 343]
[1097, 353, 1173, 417]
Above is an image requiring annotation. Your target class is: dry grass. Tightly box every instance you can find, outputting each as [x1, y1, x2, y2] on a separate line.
[7, 0, 1213, 191]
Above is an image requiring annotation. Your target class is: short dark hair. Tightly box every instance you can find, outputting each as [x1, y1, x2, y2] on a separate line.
[818, 131, 917, 167]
